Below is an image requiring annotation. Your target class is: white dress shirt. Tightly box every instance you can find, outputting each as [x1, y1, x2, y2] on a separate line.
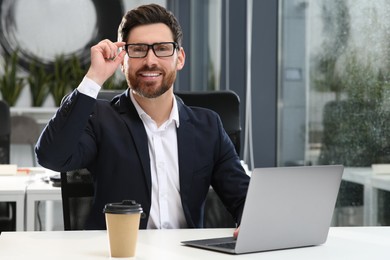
[77, 77, 187, 229]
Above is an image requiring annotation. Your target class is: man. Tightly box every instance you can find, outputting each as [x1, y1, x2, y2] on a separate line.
[35, 4, 249, 231]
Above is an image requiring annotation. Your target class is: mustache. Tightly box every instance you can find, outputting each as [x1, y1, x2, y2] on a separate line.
[136, 65, 163, 73]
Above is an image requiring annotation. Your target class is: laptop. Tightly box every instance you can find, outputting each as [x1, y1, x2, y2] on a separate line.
[181, 165, 343, 254]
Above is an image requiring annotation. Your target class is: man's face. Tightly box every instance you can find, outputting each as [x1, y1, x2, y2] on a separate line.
[122, 23, 185, 98]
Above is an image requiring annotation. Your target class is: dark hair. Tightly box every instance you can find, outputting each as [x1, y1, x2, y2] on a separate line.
[118, 4, 183, 48]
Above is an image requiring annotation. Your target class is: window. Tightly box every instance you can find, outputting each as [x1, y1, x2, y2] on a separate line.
[188, 0, 222, 91]
[279, 0, 390, 226]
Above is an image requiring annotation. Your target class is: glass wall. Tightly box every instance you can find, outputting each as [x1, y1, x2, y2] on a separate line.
[279, 0, 390, 226]
[186, 0, 223, 91]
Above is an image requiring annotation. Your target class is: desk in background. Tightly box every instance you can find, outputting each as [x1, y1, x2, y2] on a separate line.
[370, 174, 390, 225]
[0, 176, 28, 231]
[26, 180, 62, 231]
[343, 167, 390, 226]
[0, 227, 389, 259]
[0, 168, 61, 231]
[342, 167, 374, 225]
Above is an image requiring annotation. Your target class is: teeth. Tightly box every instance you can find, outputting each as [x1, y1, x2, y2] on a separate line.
[141, 73, 159, 77]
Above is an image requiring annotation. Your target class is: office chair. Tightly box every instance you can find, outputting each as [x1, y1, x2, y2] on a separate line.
[174, 90, 241, 156]
[60, 89, 241, 229]
[0, 100, 10, 164]
[61, 169, 94, 230]
[0, 100, 15, 232]
[96, 89, 123, 101]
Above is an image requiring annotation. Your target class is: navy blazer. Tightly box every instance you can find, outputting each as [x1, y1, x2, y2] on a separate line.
[35, 89, 249, 230]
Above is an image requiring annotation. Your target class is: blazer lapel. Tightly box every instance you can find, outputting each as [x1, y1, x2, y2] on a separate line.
[114, 92, 152, 196]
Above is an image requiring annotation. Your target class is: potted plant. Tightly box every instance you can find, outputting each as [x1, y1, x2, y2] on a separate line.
[27, 59, 52, 107]
[0, 49, 25, 106]
[49, 55, 71, 106]
[68, 54, 87, 90]
[49, 54, 86, 106]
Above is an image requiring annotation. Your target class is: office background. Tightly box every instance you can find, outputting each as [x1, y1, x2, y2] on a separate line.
[1, 0, 390, 228]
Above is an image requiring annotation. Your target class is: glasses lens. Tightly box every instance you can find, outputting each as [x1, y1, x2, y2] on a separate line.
[153, 43, 175, 57]
[127, 44, 148, 58]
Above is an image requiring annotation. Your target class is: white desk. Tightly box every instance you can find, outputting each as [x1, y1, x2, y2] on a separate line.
[0, 227, 389, 259]
[0, 176, 28, 231]
[342, 167, 374, 225]
[0, 169, 61, 231]
[343, 167, 390, 226]
[25, 180, 62, 231]
[370, 174, 390, 225]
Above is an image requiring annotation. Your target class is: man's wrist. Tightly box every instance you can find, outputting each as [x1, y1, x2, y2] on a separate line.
[85, 70, 105, 86]
[77, 77, 101, 99]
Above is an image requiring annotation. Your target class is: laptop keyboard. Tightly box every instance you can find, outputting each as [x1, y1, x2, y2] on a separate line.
[208, 241, 236, 249]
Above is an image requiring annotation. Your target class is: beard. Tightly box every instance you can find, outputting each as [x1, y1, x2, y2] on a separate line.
[127, 65, 177, 98]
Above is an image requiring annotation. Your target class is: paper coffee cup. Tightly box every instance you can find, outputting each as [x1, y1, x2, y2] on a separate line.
[103, 200, 143, 258]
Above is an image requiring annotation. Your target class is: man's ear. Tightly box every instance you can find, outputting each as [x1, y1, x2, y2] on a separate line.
[176, 47, 185, 70]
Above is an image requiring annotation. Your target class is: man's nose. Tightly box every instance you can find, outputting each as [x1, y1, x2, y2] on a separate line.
[143, 48, 158, 64]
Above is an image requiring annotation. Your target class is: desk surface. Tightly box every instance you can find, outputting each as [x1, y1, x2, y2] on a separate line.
[0, 227, 389, 259]
[0, 175, 29, 192]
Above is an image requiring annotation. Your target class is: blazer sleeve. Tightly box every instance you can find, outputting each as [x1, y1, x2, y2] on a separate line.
[177, 104, 250, 226]
[35, 89, 98, 172]
[210, 114, 249, 224]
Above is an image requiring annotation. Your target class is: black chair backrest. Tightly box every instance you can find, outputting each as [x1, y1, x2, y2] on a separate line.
[0, 100, 10, 164]
[175, 90, 241, 156]
[96, 89, 123, 101]
[61, 169, 94, 230]
[0, 100, 14, 232]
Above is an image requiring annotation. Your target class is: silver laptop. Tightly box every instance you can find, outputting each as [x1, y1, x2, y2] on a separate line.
[182, 165, 343, 254]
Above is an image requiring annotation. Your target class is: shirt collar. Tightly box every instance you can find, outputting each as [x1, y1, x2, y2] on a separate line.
[129, 90, 180, 128]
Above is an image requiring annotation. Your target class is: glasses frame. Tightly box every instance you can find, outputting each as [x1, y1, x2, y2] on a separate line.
[124, 42, 179, 58]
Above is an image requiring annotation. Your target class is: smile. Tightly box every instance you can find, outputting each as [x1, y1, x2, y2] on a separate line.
[140, 73, 161, 77]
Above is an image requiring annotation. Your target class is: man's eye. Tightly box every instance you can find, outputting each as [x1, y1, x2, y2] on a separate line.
[156, 46, 169, 51]
[132, 47, 146, 52]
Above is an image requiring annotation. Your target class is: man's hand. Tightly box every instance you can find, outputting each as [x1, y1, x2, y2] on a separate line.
[86, 40, 127, 86]
[233, 226, 240, 239]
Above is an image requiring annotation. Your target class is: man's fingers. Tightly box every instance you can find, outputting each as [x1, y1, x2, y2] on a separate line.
[87, 40, 126, 86]
[233, 226, 240, 239]
[114, 41, 126, 48]
[96, 40, 125, 60]
[101, 41, 117, 60]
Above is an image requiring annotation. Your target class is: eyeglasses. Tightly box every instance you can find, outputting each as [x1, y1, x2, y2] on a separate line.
[124, 42, 178, 58]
